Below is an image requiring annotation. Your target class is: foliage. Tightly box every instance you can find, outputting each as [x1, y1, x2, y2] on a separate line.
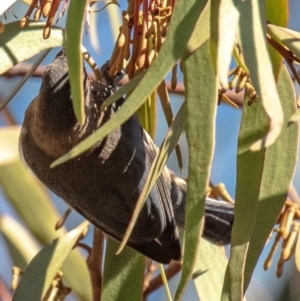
[0, 0, 300, 301]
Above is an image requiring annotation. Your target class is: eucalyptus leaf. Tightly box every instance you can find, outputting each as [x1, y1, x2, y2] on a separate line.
[0, 126, 21, 165]
[12, 222, 89, 301]
[185, 0, 210, 55]
[238, 0, 283, 151]
[51, 0, 209, 167]
[221, 95, 269, 301]
[243, 65, 299, 293]
[102, 238, 144, 301]
[268, 23, 300, 62]
[157, 80, 183, 171]
[117, 101, 186, 254]
[0, 21, 64, 74]
[193, 238, 227, 301]
[135, 92, 157, 139]
[0, 215, 40, 270]
[176, 38, 217, 301]
[211, 0, 239, 87]
[0, 126, 92, 301]
[266, 0, 288, 80]
[65, 0, 89, 123]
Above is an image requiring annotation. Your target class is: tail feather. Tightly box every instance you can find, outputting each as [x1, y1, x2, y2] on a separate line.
[170, 173, 234, 245]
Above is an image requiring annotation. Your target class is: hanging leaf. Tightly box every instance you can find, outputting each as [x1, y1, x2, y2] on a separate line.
[0, 22, 64, 74]
[102, 238, 144, 301]
[12, 222, 89, 301]
[175, 38, 217, 301]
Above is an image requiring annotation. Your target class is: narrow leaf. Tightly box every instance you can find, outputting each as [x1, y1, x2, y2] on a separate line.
[0, 127, 92, 301]
[12, 222, 89, 301]
[0, 22, 64, 74]
[266, 0, 288, 27]
[211, 0, 239, 87]
[135, 92, 157, 139]
[65, 0, 88, 123]
[0, 126, 21, 165]
[102, 237, 144, 301]
[238, 0, 283, 151]
[243, 65, 299, 293]
[117, 102, 185, 254]
[175, 38, 217, 301]
[267, 24, 300, 62]
[193, 238, 228, 301]
[185, 0, 210, 55]
[0, 215, 39, 270]
[51, 0, 209, 166]
[221, 96, 269, 301]
[157, 81, 183, 172]
[1, 50, 50, 110]
[266, 0, 288, 80]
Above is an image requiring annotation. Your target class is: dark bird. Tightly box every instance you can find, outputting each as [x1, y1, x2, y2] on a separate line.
[19, 49, 234, 263]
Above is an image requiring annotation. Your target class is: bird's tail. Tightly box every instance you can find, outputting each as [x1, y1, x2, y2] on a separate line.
[170, 173, 234, 245]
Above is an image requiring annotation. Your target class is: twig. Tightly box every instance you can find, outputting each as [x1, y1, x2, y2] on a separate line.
[143, 261, 182, 298]
[143, 261, 159, 292]
[286, 59, 300, 87]
[266, 34, 300, 64]
[87, 228, 105, 301]
[2, 63, 245, 107]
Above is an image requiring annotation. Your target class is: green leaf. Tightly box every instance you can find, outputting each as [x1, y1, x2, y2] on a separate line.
[211, 0, 239, 87]
[157, 80, 183, 172]
[266, 0, 288, 26]
[51, 0, 209, 167]
[1, 50, 50, 110]
[221, 97, 269, 301]
[0, 127, 92, 301]
[193, 238, 228, 301]
[135, 92, 157, 139]
[12, 222, 89, 301]
[266, 0, 288, 80]
[185, 0, 210, 55]
[238, 0, 283, 151]
[0, 215, 39, 270]
[0, 21, 64, 74]
[243, 65, 299, 293]
[175, 38, 217, 301]
[290, 110, 300, 123]
[0, 126, 21, 165]
[267, 24, 300, 62]
[65, 0, 89, 123]
[102, 238, 144, 301]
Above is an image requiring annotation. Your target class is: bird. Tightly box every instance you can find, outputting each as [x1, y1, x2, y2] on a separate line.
[19, 49, 234, 264]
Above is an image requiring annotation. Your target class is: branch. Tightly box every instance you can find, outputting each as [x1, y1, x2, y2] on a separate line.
[86, 228, 105, 301]
[143, 261, 182, 298]
[2, 63, 244, 107]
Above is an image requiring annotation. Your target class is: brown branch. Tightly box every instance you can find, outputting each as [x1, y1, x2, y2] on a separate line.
[87, 228, 105, 301]
[143, 261, 159, 293]
[143, 261, 182, 298]
[286, 59, 300, 87]
[2, 63, 244, 107]
[3, 63, 45, 78]
[266, 33, 300, 64]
